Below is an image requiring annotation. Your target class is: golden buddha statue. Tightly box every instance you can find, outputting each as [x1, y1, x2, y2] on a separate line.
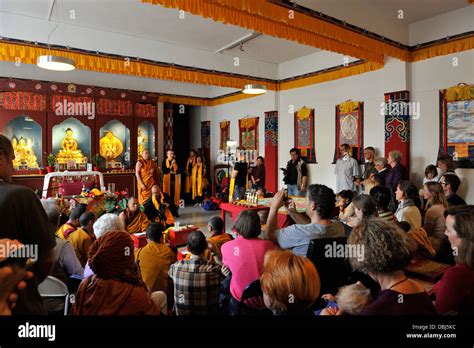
[137, 128, 148, 157]
[56, 128, 87, 164]
[99, 130, 124, 162]
[12, 136, 39, 169]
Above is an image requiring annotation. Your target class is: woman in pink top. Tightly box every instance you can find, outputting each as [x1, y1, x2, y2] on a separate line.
[221, 210, 276, 315]
[433, 205, 474, 315]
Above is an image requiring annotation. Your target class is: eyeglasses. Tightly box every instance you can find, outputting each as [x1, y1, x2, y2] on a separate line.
[439, 182, 447, 186]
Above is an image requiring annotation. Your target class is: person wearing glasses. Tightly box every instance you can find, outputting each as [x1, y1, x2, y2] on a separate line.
[439, 174, 466, 207]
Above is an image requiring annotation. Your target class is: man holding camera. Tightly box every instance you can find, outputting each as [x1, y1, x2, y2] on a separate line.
[282, 148, 308, 197]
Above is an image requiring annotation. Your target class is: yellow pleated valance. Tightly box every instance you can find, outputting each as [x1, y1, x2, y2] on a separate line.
[445, 83, 474, 102]
[0, 42, 277, 91]
[142, 0, 384, 64]
[296, 106, 312, 120]
[338, 100, 360, 113]
[411, 36, 474, 62]
[239, 117, 258, 128]
[220, 120, 230, 128]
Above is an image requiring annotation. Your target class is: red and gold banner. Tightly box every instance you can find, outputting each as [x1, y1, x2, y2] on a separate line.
[265, 110, 278, 193]
[295, 107, 316, 163]
[0, 91, 46, 111]
[220, 120, 230, 151]
[239, 117, 259, 150]
[384, 91, 410, 172]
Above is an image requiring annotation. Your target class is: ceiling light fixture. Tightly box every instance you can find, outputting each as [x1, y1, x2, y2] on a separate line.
[242, 84, 267, 95]
[37, 55, 76, 71]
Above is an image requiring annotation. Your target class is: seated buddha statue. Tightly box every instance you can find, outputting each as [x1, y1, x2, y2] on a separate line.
[12, 137, 39, 169]
[56, 128, 86, 164]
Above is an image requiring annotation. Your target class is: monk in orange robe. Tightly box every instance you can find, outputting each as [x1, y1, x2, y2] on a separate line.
[136, 149, 160, 205]
[119, 197, 150, 234]
[191, 155, 207, 206]
[185, 150, 196, 195]
[144, 185, 174, 227]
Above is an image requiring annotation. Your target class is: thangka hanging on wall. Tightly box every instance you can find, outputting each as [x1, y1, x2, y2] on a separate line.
[239, 117, 259, 150]
[220, 120, 230, 150]
[439, 83, 474, 168]
[201, 121, 211, 170]
[294, 106, 316, 163]
[333, 100, 364, 163]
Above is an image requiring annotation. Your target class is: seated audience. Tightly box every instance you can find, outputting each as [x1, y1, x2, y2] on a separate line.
[433, 206, 474, 315]
[258, 210, 269, 237]
[207, 216, 233, 259]
[266, 185, 345, 256]
[423, 164, 439, 184]
[440, 174, 466, 207]
[72, 231, 164, 315]
[0, 239, 33, 315]
[319, 281, 373, 316]
[40, 199, 83, 314]
[83, 213, 125, 277]
[422, 182, 448, 253]
[385, 150, 406, 195]
[346, 194, 376, 228]
[144, 185, 174, 228]
[336, 190, 355, 221]
[135, 222, 176, 293]
[373, 157, 389, 187]
[260, 249, 320, 315]
[120, 197, 150, 234]
[395, 181, 422, 229]
[348, 219, 436, 315]
[222, 210, 276, 314]
[437, 155, 457, 177]
[363, 177, 379, 195]
[169, 231, 222, 315]
[68, 212, 95, 267]
[56, 206, 81, 240]
[370, 186, 395, 222]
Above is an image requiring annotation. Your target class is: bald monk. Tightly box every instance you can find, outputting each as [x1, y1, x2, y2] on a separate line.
[136, 149, 161, 206]
[56, 206, 82, 240]
[119, 197, 150, 234]
[135, 222, 176, 293]
[144, 185, 174, 228]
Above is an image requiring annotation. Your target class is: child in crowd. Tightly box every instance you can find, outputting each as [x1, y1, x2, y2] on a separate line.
[420, 164, 439, 209]
[258, 210, 269, 239]
[336, 190, 355, 221]
[423, 165, 439, 184]
[318, 281, 373, 315]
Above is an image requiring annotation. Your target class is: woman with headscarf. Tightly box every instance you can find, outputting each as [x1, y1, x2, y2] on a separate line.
[71, 231, 163, 315]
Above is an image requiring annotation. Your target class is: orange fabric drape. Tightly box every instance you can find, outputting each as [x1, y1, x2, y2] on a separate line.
[142, 0, 384, 64]
[125, 210, 150, 234]
[137, 158, 157, 205]
[191, 163, 204, 200]
[0, 41, 277, 91]
[410, 36, 474, 62]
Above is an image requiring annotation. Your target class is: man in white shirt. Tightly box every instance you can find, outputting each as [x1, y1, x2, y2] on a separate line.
[335, 144, 360, 194]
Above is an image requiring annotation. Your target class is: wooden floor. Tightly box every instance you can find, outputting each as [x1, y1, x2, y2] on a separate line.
[176, 205, 234, 237]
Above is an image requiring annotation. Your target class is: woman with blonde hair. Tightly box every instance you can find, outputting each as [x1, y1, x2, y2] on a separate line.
[260, 249, 320, 315]
[423, 182, 448, 254]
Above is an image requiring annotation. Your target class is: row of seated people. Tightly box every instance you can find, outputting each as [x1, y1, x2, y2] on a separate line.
[38, 183, 473, 316]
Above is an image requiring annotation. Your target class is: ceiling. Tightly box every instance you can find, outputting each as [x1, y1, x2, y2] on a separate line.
[294, 0, 470, 44]
[0, 0, 471, 99]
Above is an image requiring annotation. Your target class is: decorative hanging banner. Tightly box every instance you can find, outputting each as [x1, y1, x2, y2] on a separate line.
[333, 100, 364, 163]
[384, 90, 410, 172]
[164, 107, 173, 151]
[294, 106, 317, 163]
[220, 120, 230, 150]
[438, 83, 474, 168]
[0, 91, 46, 111]
[239, 117, 259, 150]
[201, 121, 211, 170]
[265, 110, 278, 193]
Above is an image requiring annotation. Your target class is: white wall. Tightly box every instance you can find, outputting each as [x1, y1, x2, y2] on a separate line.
[409, 6, 474, 46]
[410, 50, 474, 203]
